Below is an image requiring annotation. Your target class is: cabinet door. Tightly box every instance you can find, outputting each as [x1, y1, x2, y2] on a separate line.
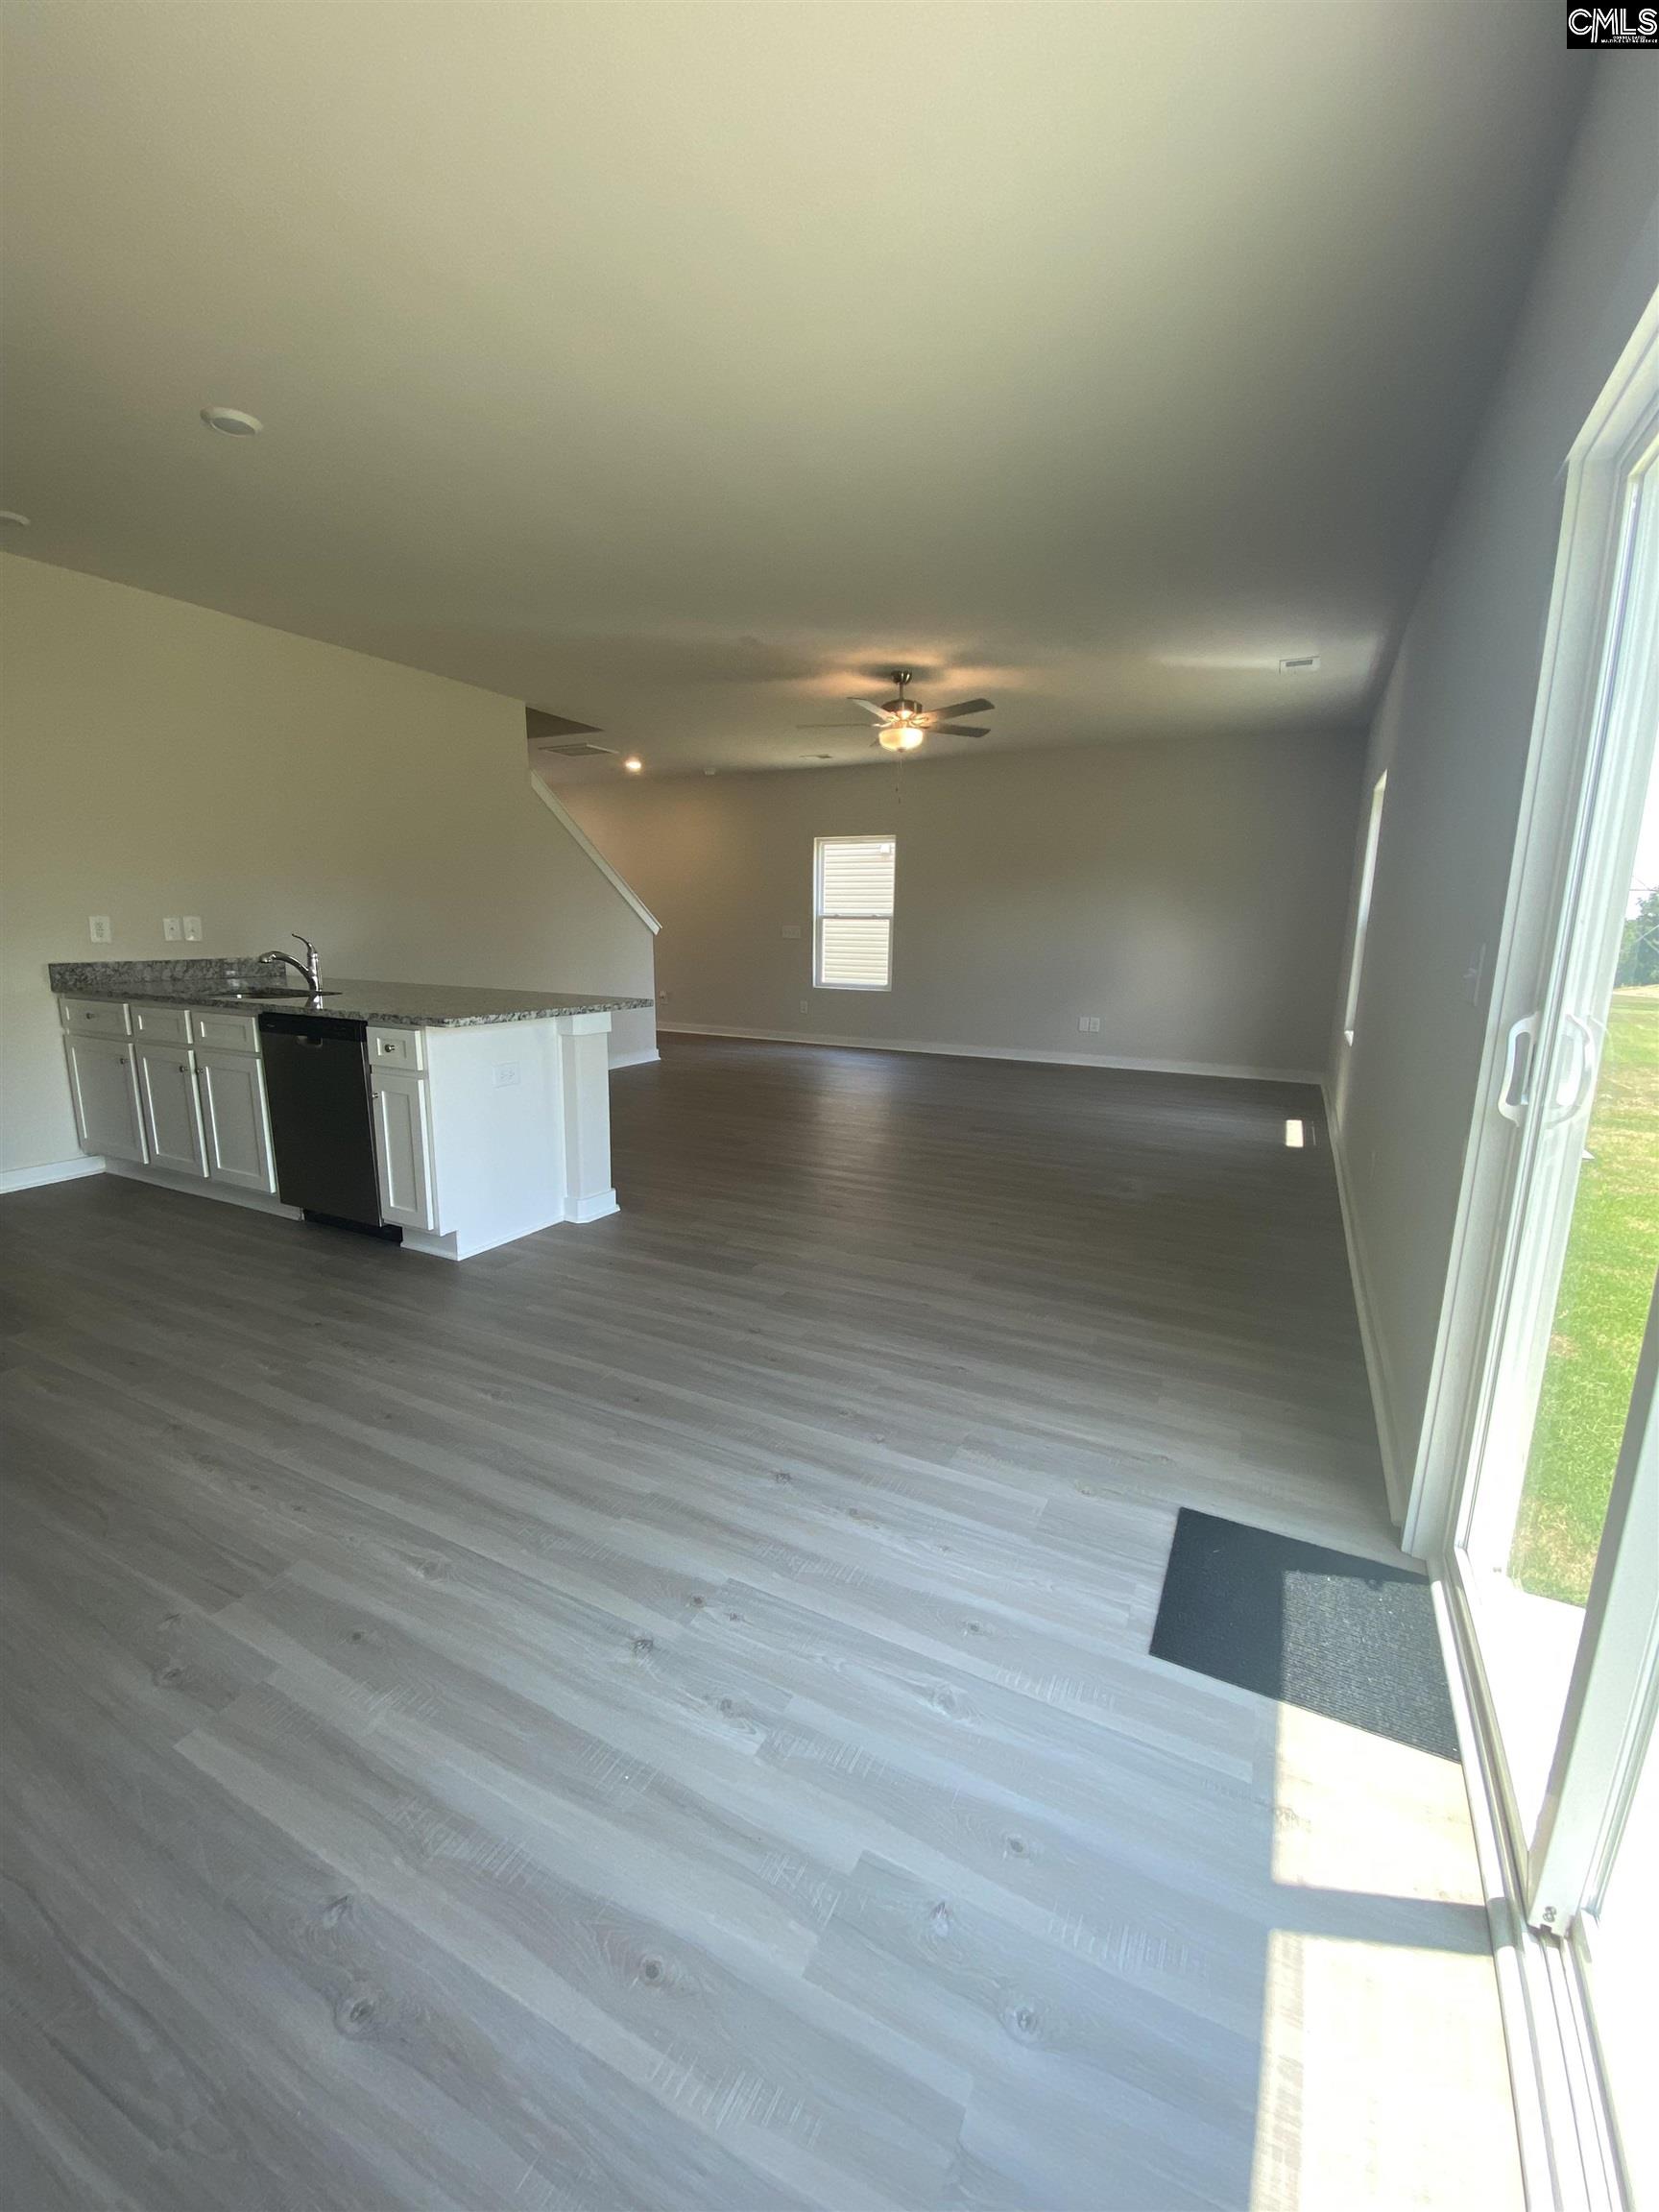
[198, 1049, 276, 1193]
[60, 997, 132, 1041]
[371, 1070, 436, 1231]
[63, 1035, 148, 1164]
[136, 1046, 207, 1178]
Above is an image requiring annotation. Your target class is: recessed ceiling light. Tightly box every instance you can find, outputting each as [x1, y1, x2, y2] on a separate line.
[201, 406, 263, 436]
[622, 757, 644, 774]
[0, 510, 30, 528]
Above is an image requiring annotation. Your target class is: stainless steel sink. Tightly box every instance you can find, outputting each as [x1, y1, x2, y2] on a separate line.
[222, 988, 341, 1001]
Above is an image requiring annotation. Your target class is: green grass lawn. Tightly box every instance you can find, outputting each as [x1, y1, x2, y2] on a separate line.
[1510, 988, 1659, 1605]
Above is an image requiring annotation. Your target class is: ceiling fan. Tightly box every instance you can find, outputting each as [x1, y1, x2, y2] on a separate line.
[798, 670, 995, 753]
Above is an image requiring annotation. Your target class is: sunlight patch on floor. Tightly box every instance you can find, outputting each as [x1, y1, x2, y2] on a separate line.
[1270, 1702, 1485, 1905]
[1251, 1926, 1522, 2209]
[1252, 1701, 1520, 2208]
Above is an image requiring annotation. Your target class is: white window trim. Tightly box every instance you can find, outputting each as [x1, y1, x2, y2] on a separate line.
[1343, 770, 1387, 1045]
[813, 834, 896, 992]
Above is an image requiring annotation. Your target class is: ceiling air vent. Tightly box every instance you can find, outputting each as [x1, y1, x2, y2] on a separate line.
[1278, 655, 1321, 674]
[541, 740, 617, 758]
[526, 705, 606, 748]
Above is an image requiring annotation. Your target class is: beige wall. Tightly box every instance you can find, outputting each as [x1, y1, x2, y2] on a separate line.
[0, 555, 656, 1177]
[566, 731, 1364, 1079]
[1328, 64, 1658, 1517]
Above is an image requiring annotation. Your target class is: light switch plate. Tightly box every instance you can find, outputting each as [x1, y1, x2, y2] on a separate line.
[88, 914, 111, 943]
[162, 916, 182, 942]
[182, 915, 203, 942]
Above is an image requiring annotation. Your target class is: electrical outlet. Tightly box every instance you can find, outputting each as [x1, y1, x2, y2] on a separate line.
[162, 916, 182, 942]
[182, 916, 203, 942]
[800, 998, 809, 1013]
[87, 915, 111, 944]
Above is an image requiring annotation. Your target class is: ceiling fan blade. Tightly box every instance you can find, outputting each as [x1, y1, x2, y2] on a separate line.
[936, 697, 994, 719]
[935, 723, 991, 736]
[847, 698, 892, 720]
[796, 721, 876, 729]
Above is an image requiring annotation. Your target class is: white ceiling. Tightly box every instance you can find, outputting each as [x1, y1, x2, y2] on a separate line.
[1, 3, 1583, 781]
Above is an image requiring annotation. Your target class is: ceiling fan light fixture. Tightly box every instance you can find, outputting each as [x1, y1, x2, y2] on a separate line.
[842, 670, 997, 753]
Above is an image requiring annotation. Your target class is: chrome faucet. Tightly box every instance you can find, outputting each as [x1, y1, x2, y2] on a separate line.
[257, 933, 323, 995]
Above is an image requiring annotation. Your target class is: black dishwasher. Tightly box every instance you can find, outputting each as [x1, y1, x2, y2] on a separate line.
[257, 1012, 395, 1238]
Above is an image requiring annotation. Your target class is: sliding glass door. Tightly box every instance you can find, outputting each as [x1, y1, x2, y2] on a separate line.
[1424, 296, 1658, 2203]
[1456, 715, 1658, 1837]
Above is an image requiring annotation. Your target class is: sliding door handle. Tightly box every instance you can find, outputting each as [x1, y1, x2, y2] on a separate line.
[1497, 1013, 1537, 1125]
[1545, 1011, 1602, 1130]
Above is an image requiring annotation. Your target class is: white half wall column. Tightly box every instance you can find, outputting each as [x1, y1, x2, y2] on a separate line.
[557, 1011, 618, 1222]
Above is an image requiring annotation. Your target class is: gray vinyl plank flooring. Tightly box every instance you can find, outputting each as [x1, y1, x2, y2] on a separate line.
[1, 1036, 1519, 2209]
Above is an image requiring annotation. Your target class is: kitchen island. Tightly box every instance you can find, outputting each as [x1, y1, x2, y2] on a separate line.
[48, 958, 653, 1259]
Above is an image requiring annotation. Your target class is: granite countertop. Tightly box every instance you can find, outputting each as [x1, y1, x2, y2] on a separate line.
[49, 960, 651, 1029]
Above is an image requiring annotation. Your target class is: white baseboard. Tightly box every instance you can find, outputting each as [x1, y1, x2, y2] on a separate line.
[105, 1158, 301, 1219]
[401, 1226, 461, 1262]
[0, 1154, 106, 1194]
[661, 1023, 1323, 1086]
[1321, 1078, 1407, 1529]
[569, 1188, 619, 1223]
[608, 1048, 661, 1070]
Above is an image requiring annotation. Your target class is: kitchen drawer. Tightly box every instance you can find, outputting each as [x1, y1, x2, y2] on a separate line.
[190, 1007, 261, 1055]
[368, 1024, 425, 1073]
[60, 996, 132, 1040]
[132, 1003, 192, 1045]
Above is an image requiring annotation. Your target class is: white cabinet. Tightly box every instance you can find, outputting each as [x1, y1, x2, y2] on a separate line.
[371, 1068, 436, 1231]
[132, 1004, 191, 1046]
[61, 997, 132, 1042]
[136, 1046, 207, 1178]
[190, 1008, 261, 1055]
[52, 993, 616, 1261]
[63, 1034, 148, 1164]
[369, 1024, 424, 1072]
[198, 1048, 276, 1193]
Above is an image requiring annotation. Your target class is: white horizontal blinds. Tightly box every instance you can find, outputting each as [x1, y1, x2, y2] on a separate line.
[816, 836, 895, 989]
[817, 918, 892, 988]
[819, 836, 896, 916]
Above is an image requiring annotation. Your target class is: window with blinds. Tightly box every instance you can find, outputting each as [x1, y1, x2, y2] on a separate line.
[814, 834, 896, 990]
